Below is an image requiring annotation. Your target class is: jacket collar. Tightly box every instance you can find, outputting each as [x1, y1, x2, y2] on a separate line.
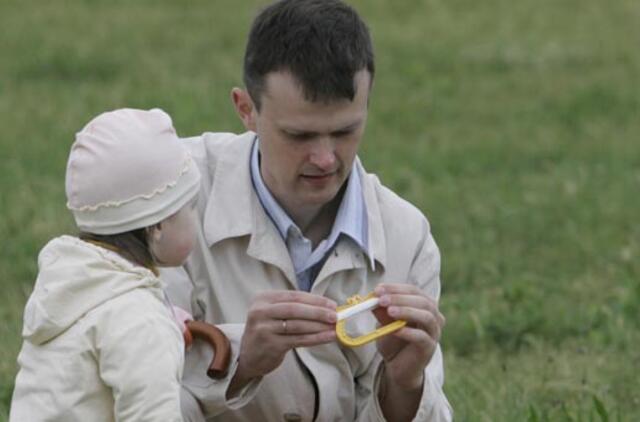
[202, 132, 255, 244]
[202, 132, 387, 275]
[250, 137, 373, 271]
[361, 165, 387, 271]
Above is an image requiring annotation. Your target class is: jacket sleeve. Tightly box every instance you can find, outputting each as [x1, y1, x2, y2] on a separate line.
[180, 323, 262, 418]
[96, 290, 184, 422]
[160, 266, 262, 419]
[356, 224, 453, 422]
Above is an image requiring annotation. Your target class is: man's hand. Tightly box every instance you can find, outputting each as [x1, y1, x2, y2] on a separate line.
[228, 290, 337, 396]
[373, 283, 446, 421]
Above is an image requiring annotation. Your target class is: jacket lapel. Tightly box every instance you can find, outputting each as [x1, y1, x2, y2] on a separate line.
[357, 158, 387, 271]
[202, 132, 254, 246]
[202, 132, 297, 289]
[312, 160, 388, 295]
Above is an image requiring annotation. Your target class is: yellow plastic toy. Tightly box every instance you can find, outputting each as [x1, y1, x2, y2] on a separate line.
[336, 292, 406, 347]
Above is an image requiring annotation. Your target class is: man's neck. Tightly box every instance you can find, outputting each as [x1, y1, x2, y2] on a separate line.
[287, 185, 346, 249]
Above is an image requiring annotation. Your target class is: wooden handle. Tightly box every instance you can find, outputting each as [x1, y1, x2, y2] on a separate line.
[185, 320, 232, 379]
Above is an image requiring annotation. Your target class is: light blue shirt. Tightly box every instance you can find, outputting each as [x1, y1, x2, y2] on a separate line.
[250, 138, 371, 291]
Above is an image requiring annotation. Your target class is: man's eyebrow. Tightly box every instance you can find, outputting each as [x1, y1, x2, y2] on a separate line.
[331, 121, 362, 133]
[281, 120, 363, 136]
[281, 127, 318, 136]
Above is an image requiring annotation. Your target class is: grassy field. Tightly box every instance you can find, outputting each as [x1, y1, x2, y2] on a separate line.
[1, 0, 638, 420]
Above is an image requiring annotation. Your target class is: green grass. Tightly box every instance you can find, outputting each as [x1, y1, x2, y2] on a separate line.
[1, 0, 638, 420]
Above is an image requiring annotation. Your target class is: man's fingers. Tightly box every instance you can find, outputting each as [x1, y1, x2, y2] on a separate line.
[273, 319, 335, 335]
[376, 289, 445, 327]
[262, 302, 337, 324]
[372, 307, 393, 325]
[284, 330, 337, 348]
[391, 326, 437, 355]
[257, 290, 337, 309]
[378, 293, 432, 310]
[386, 307, 442, 342]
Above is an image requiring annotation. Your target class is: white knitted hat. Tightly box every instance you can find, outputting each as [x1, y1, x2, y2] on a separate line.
[65, 108, 201, 235]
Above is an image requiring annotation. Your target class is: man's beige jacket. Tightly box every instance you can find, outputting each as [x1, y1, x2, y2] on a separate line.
[162, 132, 453, 421]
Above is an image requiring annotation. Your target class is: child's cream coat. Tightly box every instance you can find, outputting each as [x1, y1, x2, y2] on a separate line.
[10, 235, 184, 422]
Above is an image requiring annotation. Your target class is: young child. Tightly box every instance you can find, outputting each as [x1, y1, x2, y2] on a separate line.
[10, 108, 201, 421]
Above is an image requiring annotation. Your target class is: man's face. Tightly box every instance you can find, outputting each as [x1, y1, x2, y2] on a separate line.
[245, 70, 370, 217]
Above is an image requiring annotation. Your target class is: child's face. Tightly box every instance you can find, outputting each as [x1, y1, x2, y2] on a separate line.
[149, 200, 198, 267]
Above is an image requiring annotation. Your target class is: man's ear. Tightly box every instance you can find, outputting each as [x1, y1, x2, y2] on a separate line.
[231, 88, 257, 132]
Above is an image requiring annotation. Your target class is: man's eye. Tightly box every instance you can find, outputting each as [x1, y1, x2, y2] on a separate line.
[332, 130, 352, 138]
[287, 132, 314, 141]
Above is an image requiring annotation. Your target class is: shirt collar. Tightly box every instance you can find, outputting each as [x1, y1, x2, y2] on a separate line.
[250, 138, 295, 240]
[250, 138, 372, 267]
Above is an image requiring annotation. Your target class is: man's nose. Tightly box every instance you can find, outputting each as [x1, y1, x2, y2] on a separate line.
[309, 138, 336, 171]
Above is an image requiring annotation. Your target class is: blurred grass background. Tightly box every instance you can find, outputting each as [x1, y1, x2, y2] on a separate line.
[1, 0, 638, 420]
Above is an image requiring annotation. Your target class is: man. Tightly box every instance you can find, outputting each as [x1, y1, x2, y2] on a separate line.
[163, 0, 453, 420]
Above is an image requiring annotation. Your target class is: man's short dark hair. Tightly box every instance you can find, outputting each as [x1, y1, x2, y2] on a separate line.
[243, 0, 375, 110]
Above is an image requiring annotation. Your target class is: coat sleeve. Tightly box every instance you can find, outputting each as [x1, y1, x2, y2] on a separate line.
[180, 323, 262, 418]
[160, 266, 262, 419]
[96, 290, 184, 422]
[356, 222, 453, 422]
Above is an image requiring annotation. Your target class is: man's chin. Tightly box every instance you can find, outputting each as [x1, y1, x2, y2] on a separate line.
[301, 185, 344, 207]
